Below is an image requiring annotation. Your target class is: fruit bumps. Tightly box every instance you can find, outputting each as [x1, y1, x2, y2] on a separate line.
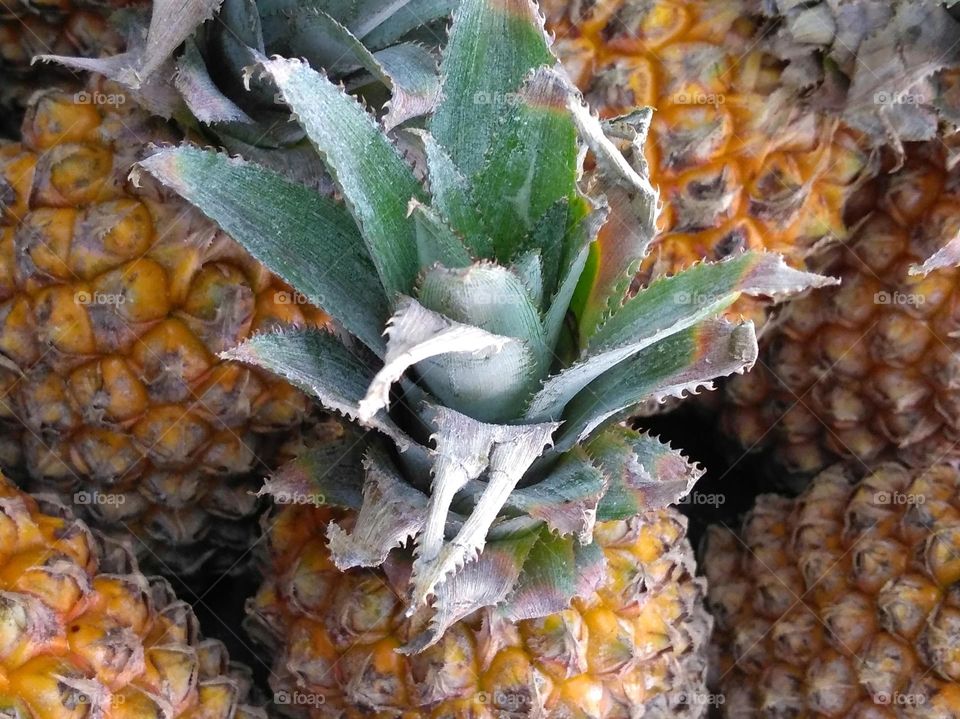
[704, 463, 960, 717]
[0, 473, 266, 717]
[0, 80, 327, 573]
[248, 502, 713, 718]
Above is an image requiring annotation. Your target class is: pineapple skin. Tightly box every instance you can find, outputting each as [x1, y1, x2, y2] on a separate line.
[0, 81, 327, 574]
[247, 497, 713, 718]
[704, 463, 960, 717]
[0, 0, 133, 112]
[0, 472, 266, 718]
[723, 142, 960, 476]
[542, 0, 868, 326]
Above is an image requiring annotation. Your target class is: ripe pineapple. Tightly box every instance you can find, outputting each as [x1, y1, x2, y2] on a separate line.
[0, 471, 266, 717]
[722, 141, 960, 476]
[248, 489, 713, 718]
[0, 79, 328, 574]
[139, 0, 830, 714]
[541, 0, 960, 326]
[704, 463, 960, 717]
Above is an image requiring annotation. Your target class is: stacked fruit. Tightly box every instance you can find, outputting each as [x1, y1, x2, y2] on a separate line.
[2, 0, 960, 718]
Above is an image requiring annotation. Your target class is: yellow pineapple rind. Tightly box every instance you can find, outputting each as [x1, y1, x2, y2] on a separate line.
[249, 493, 713, 718]
[0, 473, 266, 718]
[0, 79, 327, 573]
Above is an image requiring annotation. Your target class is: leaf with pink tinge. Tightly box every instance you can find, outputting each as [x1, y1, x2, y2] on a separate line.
[500, 530, 605, 622]
[496, 447, 605, 543]
[587, 427, 703, 521]
[556, 319, 759, 451]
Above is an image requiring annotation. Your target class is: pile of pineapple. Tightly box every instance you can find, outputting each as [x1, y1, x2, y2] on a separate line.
[1, 0, 960, 717]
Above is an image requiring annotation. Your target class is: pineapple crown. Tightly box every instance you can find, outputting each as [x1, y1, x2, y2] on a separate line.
[139, 0, 831, 649]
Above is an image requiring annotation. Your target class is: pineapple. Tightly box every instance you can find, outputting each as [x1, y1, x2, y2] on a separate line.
[722, 141, 960, 476]
[540, 0, 960, 326]
[0, 0, 457, 574]
[0, 470, 267, 717]
[138, 0, 830, 714]
[704, 462, 960, 717]
[248, 477, 713, 718]
[0, 79, 329, 574]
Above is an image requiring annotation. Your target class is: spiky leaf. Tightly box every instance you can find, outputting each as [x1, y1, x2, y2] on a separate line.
[471, 67, 578, 260]
[260, 55, 425, 299]
[500, 530, 605, 622]
[222, 328, 415, 451]
[405, 526, 541, 652]
[410, 414, 557, 607]
[587, 427, 702, 521]
[411, 200, 472, 270]
[360, 297, 532, 419]
[557, 320, 759, 450]
[326, 446, 429, 569]
[499, 446, 604, 542]
[138, 147, 387, 353]
[431, 0, 553, 178]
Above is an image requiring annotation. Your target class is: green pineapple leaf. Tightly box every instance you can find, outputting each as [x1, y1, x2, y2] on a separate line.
[137, 147, 387, 353]
[416, 130, 491, 255]
[260, 427, 366, 510]
[495, 446, 606, 542]
[431, 0, 553, 178]
[526, 252, 835, 422]
[557, 320, 759, 451]
[287, 11, 441, 130]
[500, 530, 604, 622]
[469, 67, 579, 261]
[410, 200, 473, 270]
[259, 55, 426, 300]
[362, 0, 459, 48]
[221, 328, 416, 452]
